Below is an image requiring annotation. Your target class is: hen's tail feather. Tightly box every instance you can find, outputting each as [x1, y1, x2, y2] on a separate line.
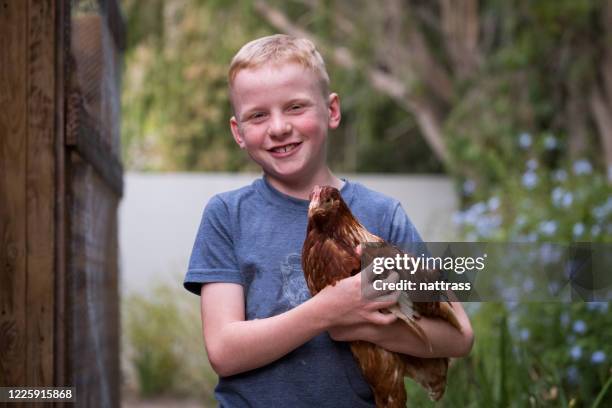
[373, 393, 407, 408]
[403, 356, 449, 402]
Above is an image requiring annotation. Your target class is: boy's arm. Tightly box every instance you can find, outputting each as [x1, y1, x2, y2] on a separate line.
[327, 300, 474, 358]
[200, 272, 398, 377]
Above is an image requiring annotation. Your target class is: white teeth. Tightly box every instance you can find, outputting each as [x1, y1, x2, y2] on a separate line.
[272, 143, 298, 153]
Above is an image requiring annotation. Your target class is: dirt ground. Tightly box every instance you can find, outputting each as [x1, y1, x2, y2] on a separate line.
[121, 389, 210, 408]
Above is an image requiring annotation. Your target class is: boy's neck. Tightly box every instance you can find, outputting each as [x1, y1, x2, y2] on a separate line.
[264, 167, 344, 200]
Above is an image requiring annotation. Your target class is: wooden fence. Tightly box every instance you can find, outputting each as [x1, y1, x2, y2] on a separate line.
[0, 1, 124, 406]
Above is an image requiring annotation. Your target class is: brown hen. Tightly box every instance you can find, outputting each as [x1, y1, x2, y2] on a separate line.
[302, 185, 461, 408]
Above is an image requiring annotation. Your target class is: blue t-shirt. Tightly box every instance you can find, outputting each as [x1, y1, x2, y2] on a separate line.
[184, 176, 423, 408]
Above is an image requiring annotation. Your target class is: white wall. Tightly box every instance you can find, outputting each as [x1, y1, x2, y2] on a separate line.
[119, 173, 458, 293]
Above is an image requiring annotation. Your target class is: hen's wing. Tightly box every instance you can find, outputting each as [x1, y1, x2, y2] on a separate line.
[360, 242, 462, 347]
[302, 234, 361, 294]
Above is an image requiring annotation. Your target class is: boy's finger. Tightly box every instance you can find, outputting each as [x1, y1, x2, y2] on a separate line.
[367, 310, 397, 325]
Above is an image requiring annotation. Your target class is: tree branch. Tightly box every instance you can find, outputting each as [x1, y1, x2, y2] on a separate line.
[590, 87, 612, 182]
[589, 0, 612, 182]
[440, 0, 482, 80]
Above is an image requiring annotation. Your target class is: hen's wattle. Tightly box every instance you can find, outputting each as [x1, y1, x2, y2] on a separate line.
[302, 185, 461, 407]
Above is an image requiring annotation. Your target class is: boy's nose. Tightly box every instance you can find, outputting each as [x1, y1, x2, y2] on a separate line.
[267, 115, 292, 138]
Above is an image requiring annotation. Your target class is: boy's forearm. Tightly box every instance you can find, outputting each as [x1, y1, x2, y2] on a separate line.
[208, 294, 332, 377]
[368, 299, 474, 358]
[370, 312, 474, 358]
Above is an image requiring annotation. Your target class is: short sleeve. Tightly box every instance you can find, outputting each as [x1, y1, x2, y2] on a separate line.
[183, 196, 242, 295]
[387, 202, 427, 255]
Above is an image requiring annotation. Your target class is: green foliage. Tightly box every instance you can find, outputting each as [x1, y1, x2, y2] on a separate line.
[405, 303, 612, 407]
[121, 0, 266, 171]
[123, 282, 216, 402]
[453, 134, 612, 242]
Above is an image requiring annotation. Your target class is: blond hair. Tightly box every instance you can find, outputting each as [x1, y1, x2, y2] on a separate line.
[228, 34, 330, 96]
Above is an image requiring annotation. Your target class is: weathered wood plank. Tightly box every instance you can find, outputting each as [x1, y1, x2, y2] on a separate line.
[26, 0, 56, 393]
[0, 0, 28, 389]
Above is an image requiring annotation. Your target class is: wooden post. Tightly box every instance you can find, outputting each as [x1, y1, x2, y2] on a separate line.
[1, 0, 56, 395]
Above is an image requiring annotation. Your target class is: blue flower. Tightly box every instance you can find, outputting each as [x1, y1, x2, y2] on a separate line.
[552, 187, 564, 206]
[591, 225, 602, 236]
[591, 350, 606, 364]
[505, 300, 519, 311]
[566, 366, 579, 384]
[472, 202, 487, 214]
[586, 302, 609, 313]
[544, 134, 558, 150]
[463, 180, 476, 195]
[560, 312, 570, 327]
[519, 132, 532, 148]
[573, 223, 585, 237]
[573, 320, 587, 334]
[452, 212, 465, 225]
[539, 221, 557, 236]
[573, 159, 592, 175]
[592, 198, 612, 220]
[502, 287, 520, 302]
[519, 328, 530, 341]
[562, 192, 573, 208]
[570, 345, 582, 360]
[540, 243, 561, 263]
[548, 281, 560, 293]
[522, 278, 534, 292]
[488, 196, 500, 211]
[526, 159, 538, 170]
[522, 171, 538, 189]
[553, 169, 567, 182]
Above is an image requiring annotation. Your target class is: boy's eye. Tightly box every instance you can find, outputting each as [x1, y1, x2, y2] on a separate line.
[250, 112, 266, 120]
[289, 104, 303, 111]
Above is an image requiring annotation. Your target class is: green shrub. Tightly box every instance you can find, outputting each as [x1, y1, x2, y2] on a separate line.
[123, 281, 217, 403]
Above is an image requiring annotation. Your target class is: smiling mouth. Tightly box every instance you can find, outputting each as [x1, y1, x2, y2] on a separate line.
[269, 142, 301, 154]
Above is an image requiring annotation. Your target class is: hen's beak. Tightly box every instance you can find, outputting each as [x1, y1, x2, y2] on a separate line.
[308, 185, 322, 212]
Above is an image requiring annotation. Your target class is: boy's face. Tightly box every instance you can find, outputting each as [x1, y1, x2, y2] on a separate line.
[230, 63, 340, 185]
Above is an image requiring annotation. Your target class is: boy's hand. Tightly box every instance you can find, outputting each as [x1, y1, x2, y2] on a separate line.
[316, 249, 400, 328]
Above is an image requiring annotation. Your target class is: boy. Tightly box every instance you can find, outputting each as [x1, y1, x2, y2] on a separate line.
[184, 34, 473, 407]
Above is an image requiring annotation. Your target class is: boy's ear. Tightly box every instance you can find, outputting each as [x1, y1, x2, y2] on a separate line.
[327, 93, 341, 130]
[230, 116, 246, 149]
